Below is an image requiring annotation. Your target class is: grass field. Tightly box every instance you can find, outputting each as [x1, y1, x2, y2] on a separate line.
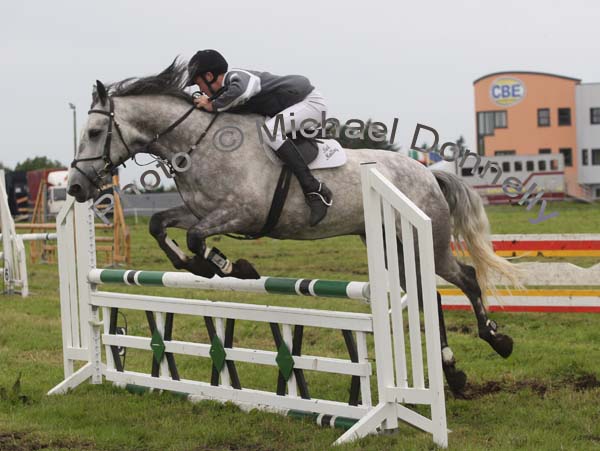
[1, 202, 599, 451]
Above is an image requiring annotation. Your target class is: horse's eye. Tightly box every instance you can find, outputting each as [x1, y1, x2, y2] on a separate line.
[89, 129, 102, 139]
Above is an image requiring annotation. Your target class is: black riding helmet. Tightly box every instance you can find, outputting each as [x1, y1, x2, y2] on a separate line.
[186, 49, 228, 87]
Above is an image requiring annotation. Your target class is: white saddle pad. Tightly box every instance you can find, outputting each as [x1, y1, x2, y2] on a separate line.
[263, 138, 347, 170]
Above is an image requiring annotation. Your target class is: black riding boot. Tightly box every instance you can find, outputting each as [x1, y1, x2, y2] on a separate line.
[275, 139, 333, 226]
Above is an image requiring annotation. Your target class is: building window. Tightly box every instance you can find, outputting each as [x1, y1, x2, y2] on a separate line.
[526, 161, 534, 171]
[559, 148, 573, 167]
[537, 108, 550, 127]
[501, 162, 510, 172]
[551, 159, 559, 170]
[476, 110, 507, 156]
[582, 149, 588, 165]
[461, 168, 473, 177]
[592, 149, 600, 165]
[596, 188, 600, 198]
[478, 111, 507, 136]
[494, 150, 516, 156]
[539, 148, 551, 154]
[478, 112, 495, 136]
[514, 161, 523, 171]
[591, 108, 600, 124]
[538, 160, 547, 171]
[495, 111, 507, 128]
[477, 137, 485, 156]
[558, 108, 571, 126]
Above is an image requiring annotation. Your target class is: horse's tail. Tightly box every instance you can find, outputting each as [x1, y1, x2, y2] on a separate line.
[431, 170, 522, 301]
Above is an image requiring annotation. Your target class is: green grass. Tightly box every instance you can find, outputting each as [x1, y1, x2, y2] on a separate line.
[1, 203, 599, 451]
[485, 201, 600, 234]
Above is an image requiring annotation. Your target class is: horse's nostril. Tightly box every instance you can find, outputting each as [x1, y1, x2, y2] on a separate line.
[68, 184, 82, 195]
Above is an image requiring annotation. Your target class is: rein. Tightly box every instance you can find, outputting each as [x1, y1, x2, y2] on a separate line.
[71, 91, 285, 242]
[71, 96, 219, 190]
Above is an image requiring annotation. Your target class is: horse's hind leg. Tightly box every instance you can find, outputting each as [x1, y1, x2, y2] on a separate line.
[369, 235, 467, 393]
[397, 239, 467, 392]
[437, 251, 513, 358]
[436, 291, 468, 393]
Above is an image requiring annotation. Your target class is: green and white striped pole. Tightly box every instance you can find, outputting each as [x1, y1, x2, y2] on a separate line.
[88, 268, 370, 302]
[123, 384, 358, 431]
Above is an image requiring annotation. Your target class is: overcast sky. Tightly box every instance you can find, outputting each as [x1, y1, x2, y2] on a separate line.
[2, 0, 599, 186]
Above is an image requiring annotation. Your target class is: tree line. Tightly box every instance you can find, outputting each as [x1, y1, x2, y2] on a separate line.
[0, 156, 65, 173]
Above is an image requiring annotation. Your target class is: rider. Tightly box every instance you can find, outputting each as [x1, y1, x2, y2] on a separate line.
[186, 49, 332, 227]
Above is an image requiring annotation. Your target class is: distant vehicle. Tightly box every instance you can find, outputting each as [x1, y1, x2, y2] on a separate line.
[46, 170, 69, 215]
[3, 168, 69, 220]
[429, 154, 565, 204]
[4, 171, 28, 216]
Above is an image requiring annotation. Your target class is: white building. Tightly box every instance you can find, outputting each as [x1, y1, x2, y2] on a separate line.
[575, 83, 600, 199]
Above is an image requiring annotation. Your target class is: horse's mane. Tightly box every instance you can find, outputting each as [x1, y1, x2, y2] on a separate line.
[93, 58, 194, 105]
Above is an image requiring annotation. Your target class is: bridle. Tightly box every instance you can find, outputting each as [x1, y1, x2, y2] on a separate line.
[71, 95, 219, 190]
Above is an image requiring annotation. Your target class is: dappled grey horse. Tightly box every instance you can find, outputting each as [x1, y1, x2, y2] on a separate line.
[68, 61, 520, 393]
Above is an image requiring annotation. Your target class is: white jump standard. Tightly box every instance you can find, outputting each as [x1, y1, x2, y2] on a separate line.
[1, 169, 59, 297]
[49, 164, 448, 447]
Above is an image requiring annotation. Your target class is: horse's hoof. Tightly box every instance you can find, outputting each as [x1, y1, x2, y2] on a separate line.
[491, 333, 513, 358]
[230, 259, 260, 279]
[444, 367, 467, 394]
[479, 321, 514, 359]
[186, 255, 217, 278]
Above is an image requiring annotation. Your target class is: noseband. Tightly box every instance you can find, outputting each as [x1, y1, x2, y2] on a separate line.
[70, 95, 218, 191]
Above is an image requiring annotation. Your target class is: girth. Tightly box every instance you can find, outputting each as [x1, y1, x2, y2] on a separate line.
[227, 136, 319, 240]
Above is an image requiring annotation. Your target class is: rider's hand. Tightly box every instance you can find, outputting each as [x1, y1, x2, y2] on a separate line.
[194, 94, 213, 111]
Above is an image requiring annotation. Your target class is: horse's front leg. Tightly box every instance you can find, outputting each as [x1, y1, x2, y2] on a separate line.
[149, 205, 217, 278]
[186, 210, 260, 280]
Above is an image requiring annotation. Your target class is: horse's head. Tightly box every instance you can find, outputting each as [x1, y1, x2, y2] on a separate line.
[68, 60, 197, 201]
[68, 81, 136, 201]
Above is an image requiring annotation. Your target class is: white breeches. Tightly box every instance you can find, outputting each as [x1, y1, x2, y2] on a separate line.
[262, 89, 327, 150]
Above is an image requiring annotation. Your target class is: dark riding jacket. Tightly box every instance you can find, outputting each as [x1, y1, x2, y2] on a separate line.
[211, 69, 314, 117]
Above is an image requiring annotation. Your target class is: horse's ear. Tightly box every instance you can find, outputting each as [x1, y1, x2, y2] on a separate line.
[96, 80, 108, 105]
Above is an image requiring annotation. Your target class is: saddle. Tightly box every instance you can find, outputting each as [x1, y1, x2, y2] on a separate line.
[262, 124, 346, 171]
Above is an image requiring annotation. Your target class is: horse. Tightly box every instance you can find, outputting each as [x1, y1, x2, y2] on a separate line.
[67, 60, 520, 394]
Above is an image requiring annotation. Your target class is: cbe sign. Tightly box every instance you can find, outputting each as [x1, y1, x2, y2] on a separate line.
[490, 77, 526, 107]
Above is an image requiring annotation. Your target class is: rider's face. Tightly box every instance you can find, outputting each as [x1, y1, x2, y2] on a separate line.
[194, 73, 222, 94]
[194, 75, 210, 94]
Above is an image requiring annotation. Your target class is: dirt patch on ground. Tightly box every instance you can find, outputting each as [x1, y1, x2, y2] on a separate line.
[459, 379, 548, 399]
[579, 435, 600, 442]
[454, 372, 600, 399]
[569, 373, 600, 391]
[446, 324, 473, 334]
[0, 431, 96, 451]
